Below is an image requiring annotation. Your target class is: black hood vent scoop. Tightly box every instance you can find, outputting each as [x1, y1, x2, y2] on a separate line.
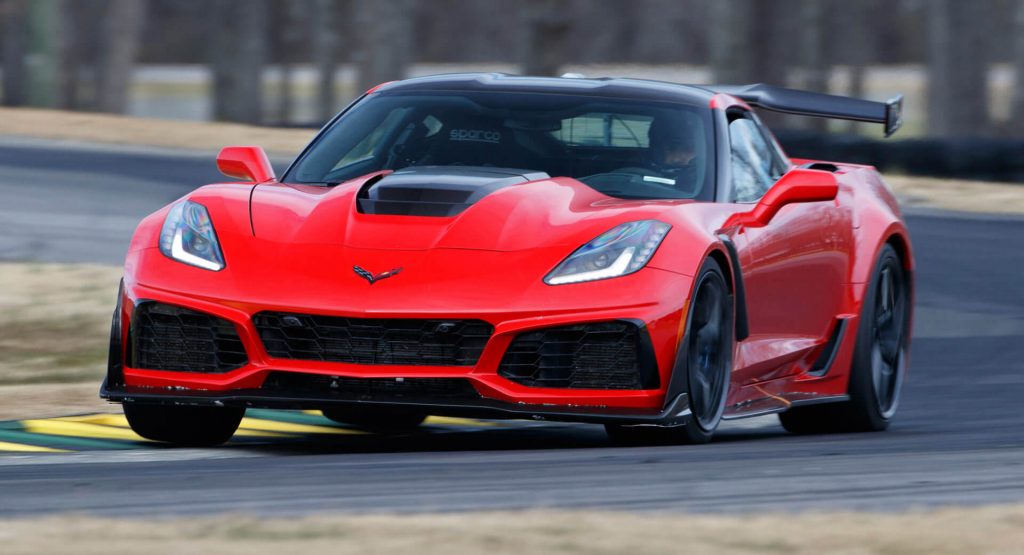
[356, 166, 549, 217]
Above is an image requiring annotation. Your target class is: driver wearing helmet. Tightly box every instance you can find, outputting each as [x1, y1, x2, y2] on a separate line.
[647, 117, 698, 181]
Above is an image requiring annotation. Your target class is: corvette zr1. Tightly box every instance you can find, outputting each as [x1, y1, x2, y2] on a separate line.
[101, 74, 913, 446]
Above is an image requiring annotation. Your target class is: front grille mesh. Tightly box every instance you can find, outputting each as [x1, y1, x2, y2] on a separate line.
[129, 302, 247, 373]
[253, 312, 493, 366]
[498, 321, 649, 389]
[260, 372, 481, 401]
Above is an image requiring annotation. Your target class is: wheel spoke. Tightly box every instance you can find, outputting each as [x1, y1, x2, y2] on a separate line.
[871, 344, 889, 405]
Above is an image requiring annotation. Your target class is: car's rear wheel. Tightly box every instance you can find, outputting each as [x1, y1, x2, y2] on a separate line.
[779, 244, 909, 433]
[606, 258, 732, 445]
[123, 403, 244, 446]
[321, 406, 427, 433]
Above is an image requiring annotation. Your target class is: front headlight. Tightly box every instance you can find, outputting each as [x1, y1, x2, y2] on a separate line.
[158, 200, 225, 271]
[545, 220, 670, 285]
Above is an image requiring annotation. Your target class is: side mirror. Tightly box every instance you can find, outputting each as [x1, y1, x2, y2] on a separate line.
[216, 146, 275, 183]
[725, 168, 838, 228]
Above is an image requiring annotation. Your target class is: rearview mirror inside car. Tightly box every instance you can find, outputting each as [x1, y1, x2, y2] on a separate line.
[725, 168, 838, 228]
[216, 146, 275, 183]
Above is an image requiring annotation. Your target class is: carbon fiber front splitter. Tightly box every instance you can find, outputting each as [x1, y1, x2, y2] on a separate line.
[100, 379, 692, 427]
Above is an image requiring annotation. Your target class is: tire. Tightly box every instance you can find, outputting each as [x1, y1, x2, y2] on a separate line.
[123, 403, 244, 446]
[606, 258, 733, 445]
[779, 244, 910, 434]
[321, 406, 427, 433]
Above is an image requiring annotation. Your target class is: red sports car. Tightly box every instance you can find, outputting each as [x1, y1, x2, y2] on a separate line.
[102, 74, 913, 446]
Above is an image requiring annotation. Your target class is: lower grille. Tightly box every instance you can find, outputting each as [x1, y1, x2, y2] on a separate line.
[253, 312, 493, 366]
[260, 372, 481, 401]
[129, 302, 248, 373]
[498, 321, 656, 389]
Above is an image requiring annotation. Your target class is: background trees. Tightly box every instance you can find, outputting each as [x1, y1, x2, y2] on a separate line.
[0, 0, 1013, 137]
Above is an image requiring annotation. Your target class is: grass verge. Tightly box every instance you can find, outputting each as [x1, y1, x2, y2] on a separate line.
[1, 506, 1022, 554]
[0, 262, 120, 386]
[0, 107, 313, 156]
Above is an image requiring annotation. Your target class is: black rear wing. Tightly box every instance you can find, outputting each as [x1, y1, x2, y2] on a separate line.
[708, 84, 904, 137]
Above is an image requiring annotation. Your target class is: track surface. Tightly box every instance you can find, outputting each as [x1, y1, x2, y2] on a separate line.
[1, 140, 1023, 516]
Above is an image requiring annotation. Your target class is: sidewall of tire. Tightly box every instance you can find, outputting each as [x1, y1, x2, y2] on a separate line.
[846, 244, 908, 431]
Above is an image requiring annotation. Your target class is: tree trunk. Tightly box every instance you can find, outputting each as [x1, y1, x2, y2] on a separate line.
[95, 0, 145, 113]
[1, 0, 28, 106]
[843, 0, 872, 133]
[309, 0, 339, 122]
[796, 0, 828, 131]
[1011, 0, 1024, 134]
[518, 0, 570, 76]
[211, 0, 267, 124]
[355, 0, 412, 94]
[25, 0, 61, 108]
[748, 0, 787, 87]
[927, 0, 989, 137]
[276, 0, 305, 124]
[709, 0, 752, 85]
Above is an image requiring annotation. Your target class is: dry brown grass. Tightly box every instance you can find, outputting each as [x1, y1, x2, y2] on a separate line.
[0, 505, 1022, 555]
[0, 263, 121, 387]
[0, 107, 313, 156]
[888, 175, 1024, 216]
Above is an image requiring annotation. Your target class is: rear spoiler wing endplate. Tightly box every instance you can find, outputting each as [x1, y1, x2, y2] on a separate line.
[708, 84, 904, 137]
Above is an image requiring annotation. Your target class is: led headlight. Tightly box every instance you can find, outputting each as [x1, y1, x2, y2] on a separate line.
[158, 200, 225, 271]
[545, 220, 670, 285]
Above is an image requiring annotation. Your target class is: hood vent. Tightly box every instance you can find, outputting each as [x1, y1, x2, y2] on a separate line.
[357, 166, 549, 217]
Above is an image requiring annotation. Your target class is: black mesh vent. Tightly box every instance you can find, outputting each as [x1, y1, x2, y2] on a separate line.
[253, 312, 493, 366]
[261, 372, 481, 401]
[129, 302, 247, 373]
[498, 321, 654, 389]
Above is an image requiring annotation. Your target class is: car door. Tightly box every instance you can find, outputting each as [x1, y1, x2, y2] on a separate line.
[724, 111, 851, 382]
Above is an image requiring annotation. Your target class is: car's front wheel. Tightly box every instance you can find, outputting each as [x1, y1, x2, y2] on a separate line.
[606, 258, 732, 445]
[123, 403, 244, 446]
[321, 406, 427, 433]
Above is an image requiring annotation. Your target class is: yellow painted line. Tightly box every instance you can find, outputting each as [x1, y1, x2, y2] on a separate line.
[307, 411, 494, 428]
[425, 416, 495, 427]
[0, 440, 67, 453]
[25, 416, 285, 440]
[21, 419, 148, 441]
[57, 413, 132, 426]
[53, 413, 285, 438]
[238, 417, 365, 435]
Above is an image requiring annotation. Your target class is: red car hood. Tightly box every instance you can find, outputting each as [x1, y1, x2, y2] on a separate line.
[250, 172, 693, 252]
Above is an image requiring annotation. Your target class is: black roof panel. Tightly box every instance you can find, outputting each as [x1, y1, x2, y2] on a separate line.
[376, 73, 715, 105]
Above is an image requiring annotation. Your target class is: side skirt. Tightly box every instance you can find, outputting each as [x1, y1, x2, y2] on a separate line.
[723, 394, 850, 420]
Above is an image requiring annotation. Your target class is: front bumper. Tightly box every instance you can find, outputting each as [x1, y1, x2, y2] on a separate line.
[109, 249, 693, 416]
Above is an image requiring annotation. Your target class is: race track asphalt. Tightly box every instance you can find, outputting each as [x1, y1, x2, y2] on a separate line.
[0, 139, 1022, 516]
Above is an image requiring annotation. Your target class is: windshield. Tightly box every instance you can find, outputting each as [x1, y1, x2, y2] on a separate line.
[285, 90, 715, 200]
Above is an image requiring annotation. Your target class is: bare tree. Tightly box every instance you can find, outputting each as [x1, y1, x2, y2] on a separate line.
[1, 0, 28, 106]
[797, 0, 827, 93]
[748, 0, 788, 87]
[276, 0, 305, 124]
[211, 0, 268, 124]
[518, 0, 570, 76]
[355, 0, 412, 94]
[927, 0, 990, 137]
[1011, 0, 1024, 135]
[310, 0, 339, 122]
[96, 0, 146, 113]
[709, 0, 752, 85]
[24, 0, 62, 107]
[796, 0, 828, 131]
